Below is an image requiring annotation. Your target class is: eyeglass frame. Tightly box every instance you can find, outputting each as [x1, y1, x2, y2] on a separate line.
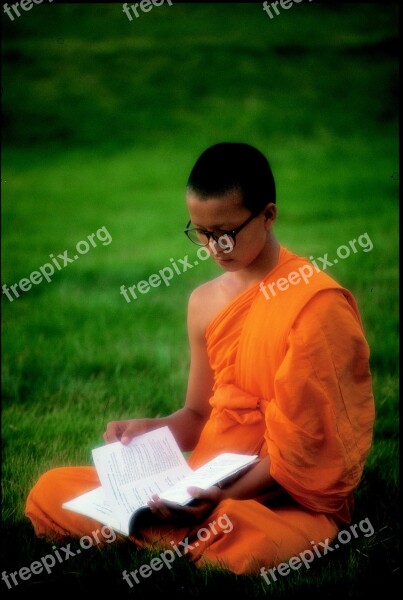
[184, 211, 261, 249]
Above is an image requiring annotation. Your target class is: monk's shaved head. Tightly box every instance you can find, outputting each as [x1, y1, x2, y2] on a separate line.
[187, 142, 276, 214]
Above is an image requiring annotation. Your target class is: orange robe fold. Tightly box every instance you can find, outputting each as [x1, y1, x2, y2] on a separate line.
[25, 246, 375, 575]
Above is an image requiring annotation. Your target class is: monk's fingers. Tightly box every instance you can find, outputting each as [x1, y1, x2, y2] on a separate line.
[148, 495, 192, 512]
[147, 496, 202, 523]
[147, 495, 175, 519]
[187, 485, 223, 504]
[103, 421, 122, 443]
[103, 430, 115, 444]
[153, 499, 214, 524]
[179, 500, 216, 522]
[152, 505, 172, 519]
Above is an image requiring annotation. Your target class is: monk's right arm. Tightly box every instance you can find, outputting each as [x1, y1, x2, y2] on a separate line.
[103, 407, 207, 449]
[104, 287, 214, 450]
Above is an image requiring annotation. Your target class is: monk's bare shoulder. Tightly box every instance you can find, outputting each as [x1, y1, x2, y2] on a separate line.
[188, 274, 230, 336]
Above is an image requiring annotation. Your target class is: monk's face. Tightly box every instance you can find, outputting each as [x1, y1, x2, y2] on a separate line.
[186, 190, 276, 271]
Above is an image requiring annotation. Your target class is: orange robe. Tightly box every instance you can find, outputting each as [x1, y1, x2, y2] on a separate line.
[25, 246, 375, 575]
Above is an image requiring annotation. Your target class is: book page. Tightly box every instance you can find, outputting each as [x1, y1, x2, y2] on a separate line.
[62, 486, 129, 535]
[91, 426, 193, 518]
[62, 430, 257, 535]
[112, 467, 193, 514]
[159, 453, 258, 505]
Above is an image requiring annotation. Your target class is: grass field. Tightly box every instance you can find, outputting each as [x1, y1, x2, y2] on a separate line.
[1, 2, 399, 597]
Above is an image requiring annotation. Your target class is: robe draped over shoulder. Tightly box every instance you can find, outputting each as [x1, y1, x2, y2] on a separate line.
[188, 246, 374, 523]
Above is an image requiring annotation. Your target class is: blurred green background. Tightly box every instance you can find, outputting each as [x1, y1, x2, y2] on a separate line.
[1, 1, 399, 597]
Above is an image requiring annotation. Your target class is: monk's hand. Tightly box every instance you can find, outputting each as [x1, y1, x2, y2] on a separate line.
[147, 486, 223, 525]
[103, 418, 153, 445]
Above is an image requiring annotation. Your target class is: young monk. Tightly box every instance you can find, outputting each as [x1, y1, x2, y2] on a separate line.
[25, 142, 375, 576]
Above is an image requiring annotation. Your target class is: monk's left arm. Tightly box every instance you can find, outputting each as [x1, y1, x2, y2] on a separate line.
[148, 456, 283, 523]
[218, 455, 283, 502]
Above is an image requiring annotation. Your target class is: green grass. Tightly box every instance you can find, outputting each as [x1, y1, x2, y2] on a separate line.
[1, 2, 399, 598]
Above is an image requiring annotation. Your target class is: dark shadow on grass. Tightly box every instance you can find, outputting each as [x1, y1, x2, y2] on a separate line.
[1, 509, 399, 600]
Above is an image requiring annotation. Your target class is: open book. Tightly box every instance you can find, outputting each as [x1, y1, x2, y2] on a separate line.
[62, 426, 258, 536]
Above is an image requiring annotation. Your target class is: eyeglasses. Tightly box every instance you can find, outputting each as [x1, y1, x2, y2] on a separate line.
[184, 212, 259, 249]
